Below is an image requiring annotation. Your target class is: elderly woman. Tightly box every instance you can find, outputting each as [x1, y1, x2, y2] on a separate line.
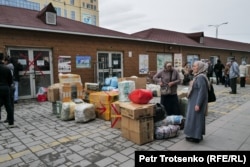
[184, 61, 209, 143]
[153, 62, 181, 116]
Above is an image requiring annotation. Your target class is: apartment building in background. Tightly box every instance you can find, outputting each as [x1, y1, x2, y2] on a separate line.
[0, 0, 99, 26]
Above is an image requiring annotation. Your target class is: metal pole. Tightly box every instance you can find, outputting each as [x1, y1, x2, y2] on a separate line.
[208, 22, 228, 38]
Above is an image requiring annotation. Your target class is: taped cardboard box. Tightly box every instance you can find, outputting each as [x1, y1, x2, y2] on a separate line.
[121, 116, 154, 145]
[47, 83, 61, 102]
[59, 73, 82, 84]
[60, 82, 83, 102]
[89, 91, 119, 121]
[118, 77, 147, 89]
[119, 102, 155, 120]
[110, 101, 122, 129]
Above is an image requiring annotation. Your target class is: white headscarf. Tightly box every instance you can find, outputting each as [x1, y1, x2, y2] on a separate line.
[187, 61, 210, 97]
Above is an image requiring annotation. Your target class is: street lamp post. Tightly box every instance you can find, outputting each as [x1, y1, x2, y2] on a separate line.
[208, 22, 228, 38]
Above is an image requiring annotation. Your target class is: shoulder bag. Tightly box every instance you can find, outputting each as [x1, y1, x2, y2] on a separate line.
[160, 71, 172, 95]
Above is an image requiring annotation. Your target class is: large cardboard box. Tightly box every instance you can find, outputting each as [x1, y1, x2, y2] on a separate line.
[121, 116, 154, 145]
[110, 101, 122, 129]
[59, 73, 81, 84]
[118, 77, 147, 89]
[47, 83, 61, 102]
[60, 83, 83, 102]
[119, 102, 155, 120]
[89, 91, 119, 121]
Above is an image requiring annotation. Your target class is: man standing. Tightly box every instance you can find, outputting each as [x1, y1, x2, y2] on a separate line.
[229, 58, 240, 94]
[0, 53, 15, 128]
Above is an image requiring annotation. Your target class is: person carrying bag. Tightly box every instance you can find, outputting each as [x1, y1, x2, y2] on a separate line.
[153, 62, 181, 115]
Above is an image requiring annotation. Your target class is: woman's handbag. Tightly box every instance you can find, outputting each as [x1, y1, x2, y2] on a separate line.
[208, 83, 216, 103]
[160, 85, 171, 95]
[160, 71, 172, 95]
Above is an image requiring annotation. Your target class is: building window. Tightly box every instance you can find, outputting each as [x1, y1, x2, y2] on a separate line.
[55, 7, 61, 16]
[90, 0, 93, 3]
[71, 11, 75, 20]
[64, 9, 67, 17]
[93, 5, 96, 10]
[87, 4, 91, 9]
[187, 55, 199, 66]
[70, 0, 74, 5]
[82, 2, 85, 8]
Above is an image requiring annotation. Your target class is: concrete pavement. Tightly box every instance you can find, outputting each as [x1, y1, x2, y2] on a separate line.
[0, 84, 250, 166]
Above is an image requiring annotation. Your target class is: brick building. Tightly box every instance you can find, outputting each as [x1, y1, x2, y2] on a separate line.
[0, 4, 250, 99]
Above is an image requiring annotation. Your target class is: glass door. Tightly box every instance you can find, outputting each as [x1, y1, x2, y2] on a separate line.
[8, 48, 53, 99]
[97, 52, 123, 84]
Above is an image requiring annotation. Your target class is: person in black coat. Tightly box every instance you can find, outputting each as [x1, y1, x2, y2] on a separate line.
[213, 59, 225, 85]
[0, 53, 15, 128]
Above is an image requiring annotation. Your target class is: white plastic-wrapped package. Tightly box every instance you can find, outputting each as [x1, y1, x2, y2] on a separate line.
[61, 102, 75, 121]
[154, 125, 180, 139]
[118, 80, 135, 102]
[74, 103, 96, 123]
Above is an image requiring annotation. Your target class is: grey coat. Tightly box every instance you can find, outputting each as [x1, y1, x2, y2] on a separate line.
[184, 75, 208, 140]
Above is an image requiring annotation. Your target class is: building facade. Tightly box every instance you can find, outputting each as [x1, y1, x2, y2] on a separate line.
[0, 0, 99, 26]
[0, 4, 250, 100]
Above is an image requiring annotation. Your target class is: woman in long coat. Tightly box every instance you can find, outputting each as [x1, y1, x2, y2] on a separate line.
[184, 61, 209, 143]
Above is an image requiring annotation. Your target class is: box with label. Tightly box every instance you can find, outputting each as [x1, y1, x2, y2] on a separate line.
[89, 91, 119, 121]
[119, 102, 155, 120]
[121, 116, 154, 145]
[110, 101, 122, 129]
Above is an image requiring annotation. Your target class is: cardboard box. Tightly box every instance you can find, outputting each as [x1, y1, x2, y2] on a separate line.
[119, 102, 155, 120]
[47, 83, 61, 102]
[60, 83, 83, 102]
[84, 82, 100, 91]
[59, 73, 81, 84]
[89, 91, 119, 121]
[121, 116, 154, 145]
[118, 77, 147, 89]
[110, 101, 121, 129]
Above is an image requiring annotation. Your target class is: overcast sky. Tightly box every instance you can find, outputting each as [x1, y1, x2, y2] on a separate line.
[99, 0, 250, 43]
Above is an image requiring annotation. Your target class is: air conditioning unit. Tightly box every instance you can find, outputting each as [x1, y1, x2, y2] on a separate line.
[46, 12, 56, 25]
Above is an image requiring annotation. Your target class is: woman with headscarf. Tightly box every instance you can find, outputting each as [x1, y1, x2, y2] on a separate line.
[184, 61, 209, 143]
[153, 61, 181, 116]
[239, 61, 247, 87]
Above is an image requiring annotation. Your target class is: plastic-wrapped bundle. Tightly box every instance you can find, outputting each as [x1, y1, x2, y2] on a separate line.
[118, 81, 135, 102]
[154, 125, 180, 139]
[75, 103, 96, 123]
[161, 115, 183, 126]
[61, 102, 75, 121]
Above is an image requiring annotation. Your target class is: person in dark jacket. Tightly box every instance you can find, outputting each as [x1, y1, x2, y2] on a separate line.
[10, 57, 23, 103]
[0, 53, 15, 128]
[213, 59, 225, 85]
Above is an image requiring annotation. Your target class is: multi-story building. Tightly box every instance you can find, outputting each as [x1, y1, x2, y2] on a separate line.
[0, 0, 99, 26]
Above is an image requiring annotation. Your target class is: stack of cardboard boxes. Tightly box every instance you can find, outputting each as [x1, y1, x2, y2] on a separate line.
[47, 74, 83, 118]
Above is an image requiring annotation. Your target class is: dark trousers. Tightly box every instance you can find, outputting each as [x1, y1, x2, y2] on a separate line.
[0, 86, 14, 125]
[160, 94, 180, 116]
[215, 72, 223, 84]
[230, 78, 237, 94]
[240, 77, 246, 87]
[224, 75, 230, 87]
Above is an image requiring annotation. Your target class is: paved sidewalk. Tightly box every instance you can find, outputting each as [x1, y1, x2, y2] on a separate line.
[0, 84, 250, 166]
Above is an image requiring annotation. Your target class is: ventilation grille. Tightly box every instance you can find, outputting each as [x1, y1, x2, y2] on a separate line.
[46, 12, 56, 25]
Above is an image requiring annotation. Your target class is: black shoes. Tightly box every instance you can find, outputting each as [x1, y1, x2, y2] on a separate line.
[185, 136, 202, 143]
[14, 101, 18, 104]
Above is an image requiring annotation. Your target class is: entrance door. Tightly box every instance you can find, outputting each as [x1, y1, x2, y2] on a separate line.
[97, 52, 123, 83]
[8, 48, 53, 99]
